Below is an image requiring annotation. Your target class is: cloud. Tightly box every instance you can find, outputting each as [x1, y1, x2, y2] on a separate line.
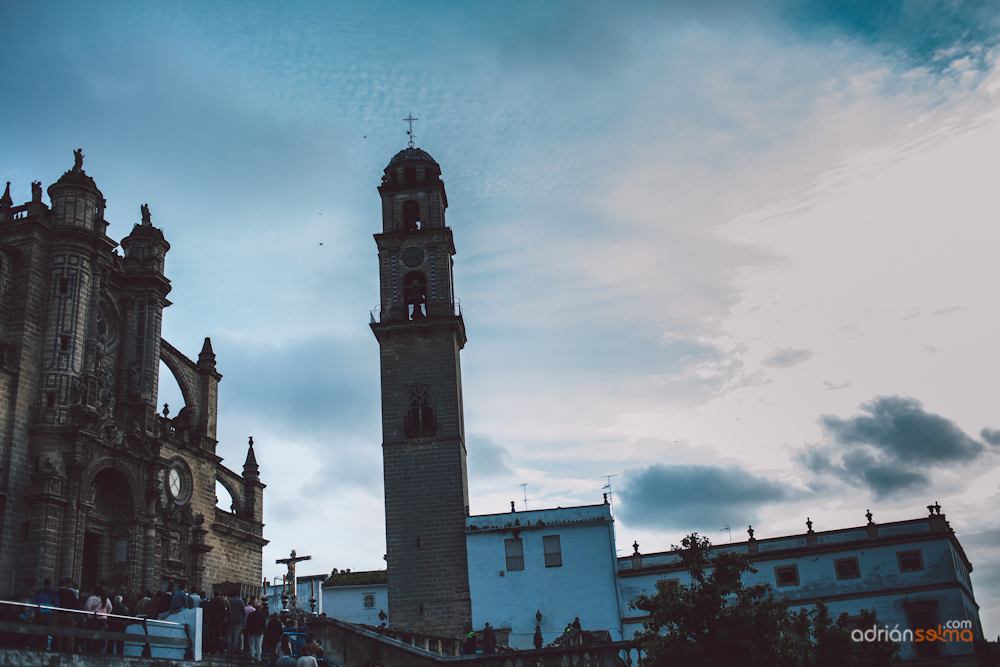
[980, 428, 1000, 446]
[618, 464, 790, 532]
[467, 434, 516, 479]
[801, 396, 996, 498]
[762, 347, 814, 368]
[783, 0, 1000, 75]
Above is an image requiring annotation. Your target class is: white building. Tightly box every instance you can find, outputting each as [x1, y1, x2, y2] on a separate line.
[321, 570, 389, 626]
[618, 508, 985, 664]
[465, 502, 622, 648]
[288, 503, 987, 664]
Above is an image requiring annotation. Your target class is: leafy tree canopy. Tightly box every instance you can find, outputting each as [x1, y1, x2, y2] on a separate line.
[630, 534, 899, 667]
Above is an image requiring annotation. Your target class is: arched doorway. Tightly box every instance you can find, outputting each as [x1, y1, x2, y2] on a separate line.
[81, 468, 136, 593]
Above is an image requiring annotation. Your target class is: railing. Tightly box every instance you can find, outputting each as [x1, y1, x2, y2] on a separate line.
[370, 299, 462, 324]
[0, 599, 194, 658]
[219, 636, 266, 667]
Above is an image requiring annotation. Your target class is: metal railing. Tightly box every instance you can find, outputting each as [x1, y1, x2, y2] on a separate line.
[370, 298, 462, 324]
[0, 599, 193, 658]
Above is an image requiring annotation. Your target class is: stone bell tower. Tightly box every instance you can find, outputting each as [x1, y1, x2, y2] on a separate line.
[371, 141, 472, 636]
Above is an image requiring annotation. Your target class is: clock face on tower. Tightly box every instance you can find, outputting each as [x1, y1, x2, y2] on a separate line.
[401, 246, 425, 267]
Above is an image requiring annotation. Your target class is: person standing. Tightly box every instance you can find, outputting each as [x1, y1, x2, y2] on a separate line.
[263, 612, 283, 658]
[207, 591, 228, 655]
[296, 645, 319, 667]
[83, 586, 112, 653]
[107, 595, 128, 655]
[226, 594, 245, 650]
[30, 578, 59, 649]
[170, 583, 189, 614]
[53, 579, 79, 653]
[245, 604, 267, 659]
[482, 623, 496, 655]
[533, 625, 543, 650]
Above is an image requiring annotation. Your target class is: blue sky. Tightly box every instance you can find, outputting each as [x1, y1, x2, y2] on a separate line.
[3, 0, 1000, 634]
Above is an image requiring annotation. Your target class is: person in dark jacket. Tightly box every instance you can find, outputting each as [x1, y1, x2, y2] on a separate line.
[53, 579, 79, 653]
[245, 604, 267, 659]
[533, 625, 543, 650]
[157, 583, 173, 617]
[482, 623, 496, 654]
[106, 595, 128, 655]
[263, 613, 283, 659]
[226, 595, 246, 650]
[207, 592, 229, 655]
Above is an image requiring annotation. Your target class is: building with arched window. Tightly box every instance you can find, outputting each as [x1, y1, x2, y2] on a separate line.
[0, 152, 265, 599]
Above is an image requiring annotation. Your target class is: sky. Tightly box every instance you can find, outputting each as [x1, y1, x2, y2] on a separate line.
[2, 0, 999, 636]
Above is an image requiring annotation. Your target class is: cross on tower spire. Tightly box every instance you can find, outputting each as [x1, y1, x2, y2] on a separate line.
[403, 112, 418, 148]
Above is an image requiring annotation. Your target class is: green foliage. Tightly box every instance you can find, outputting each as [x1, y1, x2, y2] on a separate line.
[630, 534, 899, 667]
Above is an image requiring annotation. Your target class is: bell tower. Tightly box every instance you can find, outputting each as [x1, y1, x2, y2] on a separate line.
[371, 140, 472, 636]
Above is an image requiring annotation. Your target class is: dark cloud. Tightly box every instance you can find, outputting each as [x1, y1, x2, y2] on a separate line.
[802, 396, 996, 498]
[980, 428, 1000, 446]
[762, 347, 813, 368]
[782, 0, 1000, 74]
[618, 464, 790, 532]
[467, 434, 515, 479]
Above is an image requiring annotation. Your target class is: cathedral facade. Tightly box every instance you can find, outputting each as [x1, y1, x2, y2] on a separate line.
[0, 151, 265, 598]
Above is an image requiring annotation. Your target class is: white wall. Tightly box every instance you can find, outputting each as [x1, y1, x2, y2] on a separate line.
[466, 504, 622, 648]
[322, 584, 389, 625]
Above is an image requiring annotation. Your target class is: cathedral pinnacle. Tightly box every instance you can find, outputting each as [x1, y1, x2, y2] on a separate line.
[243, 436, 260, 479]
[198, 337, 216, 368]
[0, 182, 11, 209]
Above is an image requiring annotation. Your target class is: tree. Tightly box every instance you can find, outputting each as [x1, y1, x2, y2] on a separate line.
[631, 534, 898, 667]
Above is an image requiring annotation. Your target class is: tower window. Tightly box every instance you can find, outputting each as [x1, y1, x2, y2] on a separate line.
[404, 167, 416, 184]
[405, 385, 436, 438]
[403, 200, 421, 231]
[59, 278, 69, 294]
[505, 538, 524, 571]
[46, 392, 55, 407]
[60, 336, 70, 351]
[543, 535, 562, 567]
[403, 271, 427, 320]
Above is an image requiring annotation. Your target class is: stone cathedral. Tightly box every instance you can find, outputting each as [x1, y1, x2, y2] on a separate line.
[0, 151, 265, 598]
[371, 146, 473, 636]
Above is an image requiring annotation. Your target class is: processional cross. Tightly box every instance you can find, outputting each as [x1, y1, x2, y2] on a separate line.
[276, 549, 311, 601]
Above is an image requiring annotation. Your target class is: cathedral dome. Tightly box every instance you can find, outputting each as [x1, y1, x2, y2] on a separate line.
[386, 147, 438, 171]
[52, 167, 98, 191]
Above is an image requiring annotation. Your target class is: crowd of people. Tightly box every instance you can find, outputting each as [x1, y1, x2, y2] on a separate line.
[1, 577, 326, 665]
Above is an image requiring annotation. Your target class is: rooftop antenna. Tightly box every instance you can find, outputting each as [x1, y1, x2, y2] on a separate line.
[403, 112, 418, 148]
[519, 483, 529, 510]
[602, 473, 619, 516]
[720, 525, 732, 543]
[603, 473, 619, 546]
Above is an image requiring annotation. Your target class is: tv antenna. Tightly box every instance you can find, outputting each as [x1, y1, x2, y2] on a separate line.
[519, 483, 529, 510]
[403, 112, 418, 148]
[720, 525, 732, 543]
[602, 474, 618, 513]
